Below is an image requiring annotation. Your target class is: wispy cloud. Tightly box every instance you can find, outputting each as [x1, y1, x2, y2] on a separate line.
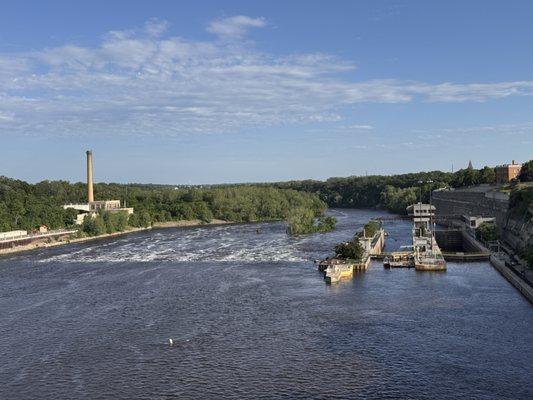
[1, 17, 533, 138]
[341, 124, 375, 130]
[0, 112, 14, 121]
[372, 4, 404, 22]
[207, 15, 267, 39]
[144, 18, 169, 38]
[413, 122, 533, 136]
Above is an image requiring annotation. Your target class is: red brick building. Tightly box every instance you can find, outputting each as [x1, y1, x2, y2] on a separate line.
[495, 160, 522, 184]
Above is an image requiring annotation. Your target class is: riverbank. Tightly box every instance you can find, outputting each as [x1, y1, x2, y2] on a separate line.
[0, 219, 240, 257]
[0, 226, 152, 256]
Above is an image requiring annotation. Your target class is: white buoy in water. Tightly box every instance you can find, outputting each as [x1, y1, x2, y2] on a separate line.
[168, 338, 173, 347]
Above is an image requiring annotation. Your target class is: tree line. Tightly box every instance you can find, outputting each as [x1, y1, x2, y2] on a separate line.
[0, 177, 326, 233]
[275, 162, 533, 214]
[1, 160, 530, 234]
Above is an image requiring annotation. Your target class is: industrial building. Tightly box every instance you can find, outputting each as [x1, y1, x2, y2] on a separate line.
[64, 150, 133, 224]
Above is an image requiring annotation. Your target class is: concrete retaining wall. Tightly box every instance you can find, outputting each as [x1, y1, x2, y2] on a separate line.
[461, 231, 489, 252]
[435, 230, 463, 251]
[501, 213, 532, 255]
[369, 229, 386, 256]
[490, 255, 533, 304]
[432, 189, 509, 235]
[434, 229, 487, 252]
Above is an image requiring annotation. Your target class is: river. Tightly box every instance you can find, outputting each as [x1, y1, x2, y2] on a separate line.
[0, 209, 532, 399]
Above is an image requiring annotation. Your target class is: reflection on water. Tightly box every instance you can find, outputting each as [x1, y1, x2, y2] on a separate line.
[0, 209, 531, 399]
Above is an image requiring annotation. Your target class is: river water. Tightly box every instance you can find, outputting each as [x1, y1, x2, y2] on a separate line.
[0, 209, 532, 399]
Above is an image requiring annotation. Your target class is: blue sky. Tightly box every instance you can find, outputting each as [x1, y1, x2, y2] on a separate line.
[1, 0, 532, 184]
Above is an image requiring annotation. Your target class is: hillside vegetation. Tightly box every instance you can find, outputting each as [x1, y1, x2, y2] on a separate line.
[2, 160, 530, 234]
[0, 178, 325, 232]
[275, 164, 512, 214]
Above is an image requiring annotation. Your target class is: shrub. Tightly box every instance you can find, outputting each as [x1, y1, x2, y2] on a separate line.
[476, 222, 497, 243]
[363, 220, 381, 238]
[317, 216, 337, 233]
[518, 160, 533, 182]
[334, 240, 364, 261]
[287, 207, 336, 235]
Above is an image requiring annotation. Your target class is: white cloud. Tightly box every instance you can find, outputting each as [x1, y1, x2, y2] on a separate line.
[341, 124, 374, 130]
[207, 15, 267, 39]
[1, 17, 533, 138]
[413, 122, 533, 136]
[144, 18, 169, 37]
[0, 112, 14, 122]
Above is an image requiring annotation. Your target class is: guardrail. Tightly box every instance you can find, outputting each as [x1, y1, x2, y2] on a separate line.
[0, 229, 78, 244]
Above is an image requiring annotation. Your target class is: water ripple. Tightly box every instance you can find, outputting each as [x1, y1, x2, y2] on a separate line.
[1, 209, 532, 399]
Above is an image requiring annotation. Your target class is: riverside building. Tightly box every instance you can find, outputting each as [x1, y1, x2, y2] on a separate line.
[495, 160, 522, 184]
[63, 151, 133, 224]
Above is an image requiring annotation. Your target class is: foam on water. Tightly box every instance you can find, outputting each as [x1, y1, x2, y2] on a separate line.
[38, 222, 306, 263]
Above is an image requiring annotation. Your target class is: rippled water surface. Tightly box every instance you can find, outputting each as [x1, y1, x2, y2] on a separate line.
[1, 209, 532, 399]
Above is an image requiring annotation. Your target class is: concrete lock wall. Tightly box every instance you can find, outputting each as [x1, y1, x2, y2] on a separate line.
[434, 229, 486, 252]
[435, 230, 463, 251]
[490, 255, 533, 304]
[432, 190, 509, 234]
[432, 188, 531, 255]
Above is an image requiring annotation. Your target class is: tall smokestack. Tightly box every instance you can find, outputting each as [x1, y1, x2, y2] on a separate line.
[86, 150, 94, 203]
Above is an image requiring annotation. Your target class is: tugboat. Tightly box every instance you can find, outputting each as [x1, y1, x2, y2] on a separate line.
[324, 263, 354, 284]
[414, 249, 446, 271]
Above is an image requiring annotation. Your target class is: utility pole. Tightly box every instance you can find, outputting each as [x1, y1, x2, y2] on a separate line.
[428, 180, 434, 249]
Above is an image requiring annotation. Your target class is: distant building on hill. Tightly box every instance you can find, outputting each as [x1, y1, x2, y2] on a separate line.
[495, 160, 522, 184]
[63, 151, 133, 224]
[467, 160, 473, 170]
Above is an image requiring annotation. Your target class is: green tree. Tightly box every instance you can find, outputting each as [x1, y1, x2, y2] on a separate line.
[128, 213, 140, 227]
[479, 166, 496, 184]
[115, 212, 128, 231]
[363, 220, 381, 238]
[379, 186, 418, 214]
[286, 208, 336, 235]
[138, 211, 152, 228]
[81, 215, 106, 236]
[287, 207, 316, 235]
[518, 160, 533, 182]
[193, 202, 213, 223]
[476, 222, 497, 243]
[317, 216, 337, 232]
[334, 240, 364, 261]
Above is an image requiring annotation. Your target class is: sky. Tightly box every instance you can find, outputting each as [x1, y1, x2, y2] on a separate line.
[1, 0, 532, 184]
